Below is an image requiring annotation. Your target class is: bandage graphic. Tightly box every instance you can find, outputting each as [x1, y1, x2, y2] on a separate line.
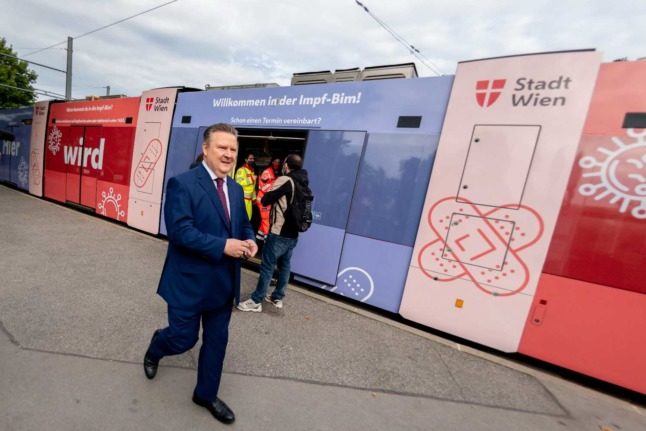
[417, 197, 543, 296]
[30, 150, 41, 185]
[134, 138, 162, 188]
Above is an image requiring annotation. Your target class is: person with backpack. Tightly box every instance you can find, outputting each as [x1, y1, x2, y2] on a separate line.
[237, 154, 312, 312]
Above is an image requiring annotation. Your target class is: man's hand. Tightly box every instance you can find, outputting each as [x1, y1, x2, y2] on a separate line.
[244, 239, 258, 258]
[224, 239, 254, 259]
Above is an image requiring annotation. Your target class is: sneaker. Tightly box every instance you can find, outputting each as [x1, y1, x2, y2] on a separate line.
[264, 296, 283, 309]
[237, 298, 262, 312]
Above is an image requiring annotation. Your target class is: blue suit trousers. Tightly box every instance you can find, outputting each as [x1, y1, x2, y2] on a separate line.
[147, 303, 233, 401]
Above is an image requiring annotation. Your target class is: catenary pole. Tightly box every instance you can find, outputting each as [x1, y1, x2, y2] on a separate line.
[65, 37, 73, 100]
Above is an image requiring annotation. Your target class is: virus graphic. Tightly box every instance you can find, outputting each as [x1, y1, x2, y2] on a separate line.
[17, 157, 28, 188]
[98, 187, 126, 220]
[47, 126, 63, 155]
[323, 267, 375, 302]
[578, 128, 646, 219]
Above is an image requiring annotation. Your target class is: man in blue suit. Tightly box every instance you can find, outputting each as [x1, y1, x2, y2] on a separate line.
[144, 123, 257, 425]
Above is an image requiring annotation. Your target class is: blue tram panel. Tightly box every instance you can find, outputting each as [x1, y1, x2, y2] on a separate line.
[162, 77, 453, 312]
[0, 107, 33, 191]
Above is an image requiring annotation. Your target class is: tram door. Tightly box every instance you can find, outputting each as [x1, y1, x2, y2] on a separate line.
[79, 126, 102, 208]
[0, 128, 15, 183]
[291, 130, 366, 285]
[64, 126, 85, 204]
[64, 126, 102, 207]
[8, 122, 32, 190]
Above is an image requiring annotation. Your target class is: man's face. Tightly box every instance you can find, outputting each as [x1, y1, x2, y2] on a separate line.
[202, 131, 238, 177]
[271, 159, 280, 170]
[246, 155, 255, 165]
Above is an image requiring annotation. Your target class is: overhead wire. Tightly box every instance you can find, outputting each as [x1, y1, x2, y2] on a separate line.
[0, 83, 67, 100]
[22, 0, 179, 57]
[354, 1, 443, 76]
[0, 52, 66, 73]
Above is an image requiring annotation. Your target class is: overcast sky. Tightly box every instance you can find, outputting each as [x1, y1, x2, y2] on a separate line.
[2, 0, 645, 101]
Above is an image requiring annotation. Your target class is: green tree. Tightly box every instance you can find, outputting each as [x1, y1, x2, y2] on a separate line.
[0, 37, 38, 108]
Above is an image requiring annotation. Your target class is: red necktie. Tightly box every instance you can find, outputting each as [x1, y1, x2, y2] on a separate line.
[215, 178, 230, 224]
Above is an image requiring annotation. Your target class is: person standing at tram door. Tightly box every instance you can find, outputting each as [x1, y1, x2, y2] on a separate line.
[238, 154, 309, 312]
[235, 152, 257, 219]
[143, 123, 257, 425]
[256, 157, 281, 241]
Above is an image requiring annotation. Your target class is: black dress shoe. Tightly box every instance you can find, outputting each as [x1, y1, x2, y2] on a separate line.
[143, 329, 161, 380]
[192, 394, 235, 424]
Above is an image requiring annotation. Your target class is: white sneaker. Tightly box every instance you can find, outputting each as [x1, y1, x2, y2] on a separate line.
[237, 298, 262, 312]
[264, 296, 283, 309]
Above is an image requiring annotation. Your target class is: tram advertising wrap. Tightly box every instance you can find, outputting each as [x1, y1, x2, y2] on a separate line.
[0, 107, 32, 191]
[127, 88, 181, 234]
[2, 49, 643, 393]
[401, 50, 601, 352]
[165, 77, 453, 312]
[43, 97, 140, 221]
[521, 60, 646, 393]
[28, 101, 50, 197]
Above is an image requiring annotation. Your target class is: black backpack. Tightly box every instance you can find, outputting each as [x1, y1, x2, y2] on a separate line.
[287, 177, 314, 232]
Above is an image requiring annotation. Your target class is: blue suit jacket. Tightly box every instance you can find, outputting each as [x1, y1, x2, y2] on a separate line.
[158, 165, 254, 310]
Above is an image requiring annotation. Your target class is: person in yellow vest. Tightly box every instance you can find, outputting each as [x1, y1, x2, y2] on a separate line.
[235, 153, 257, 219]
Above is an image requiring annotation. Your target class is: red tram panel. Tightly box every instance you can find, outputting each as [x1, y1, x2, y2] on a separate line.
[520, 61, 646, 394]
[43, 98, 140, 222]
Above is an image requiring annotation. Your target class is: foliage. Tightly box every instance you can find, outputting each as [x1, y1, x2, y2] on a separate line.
[0, 37, 38, 108]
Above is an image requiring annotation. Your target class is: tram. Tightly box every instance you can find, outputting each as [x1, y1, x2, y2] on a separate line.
[3, 49, 642, 393]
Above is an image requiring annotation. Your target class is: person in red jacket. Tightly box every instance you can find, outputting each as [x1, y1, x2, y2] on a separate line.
[255, 157, 281, 241]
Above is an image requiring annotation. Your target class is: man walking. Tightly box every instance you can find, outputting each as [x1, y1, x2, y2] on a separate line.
[238, 154, 309, 312]
[143, 123, 257, 425]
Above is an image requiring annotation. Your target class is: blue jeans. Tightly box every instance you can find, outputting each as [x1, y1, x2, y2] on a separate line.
[251, 234, 298, 303]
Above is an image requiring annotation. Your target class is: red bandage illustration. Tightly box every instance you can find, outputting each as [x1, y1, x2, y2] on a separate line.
[134, 138, 162, 188]
[417, 197, 543, 296]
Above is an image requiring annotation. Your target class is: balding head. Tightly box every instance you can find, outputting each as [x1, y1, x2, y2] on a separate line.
[284, 154, 303, 171]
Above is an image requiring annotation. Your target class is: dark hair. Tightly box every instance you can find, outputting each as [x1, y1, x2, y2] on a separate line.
[189, 153, 204, 169]
[203, 123, 238, 144]
[284, 154, 303, 170]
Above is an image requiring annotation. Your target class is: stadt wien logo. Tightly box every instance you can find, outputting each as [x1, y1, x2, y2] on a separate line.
[475, 79, 506, 107]
[145, 97, 154, 111]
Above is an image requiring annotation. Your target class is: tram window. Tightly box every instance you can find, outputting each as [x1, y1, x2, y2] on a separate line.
[0, 129, 14, 140]
[397, 116, 422, 128]
[347, 133, 438, 246]
[622, 112, 646, 128]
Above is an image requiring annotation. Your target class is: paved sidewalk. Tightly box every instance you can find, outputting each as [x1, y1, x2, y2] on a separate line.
[1, 185, 644, 430]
